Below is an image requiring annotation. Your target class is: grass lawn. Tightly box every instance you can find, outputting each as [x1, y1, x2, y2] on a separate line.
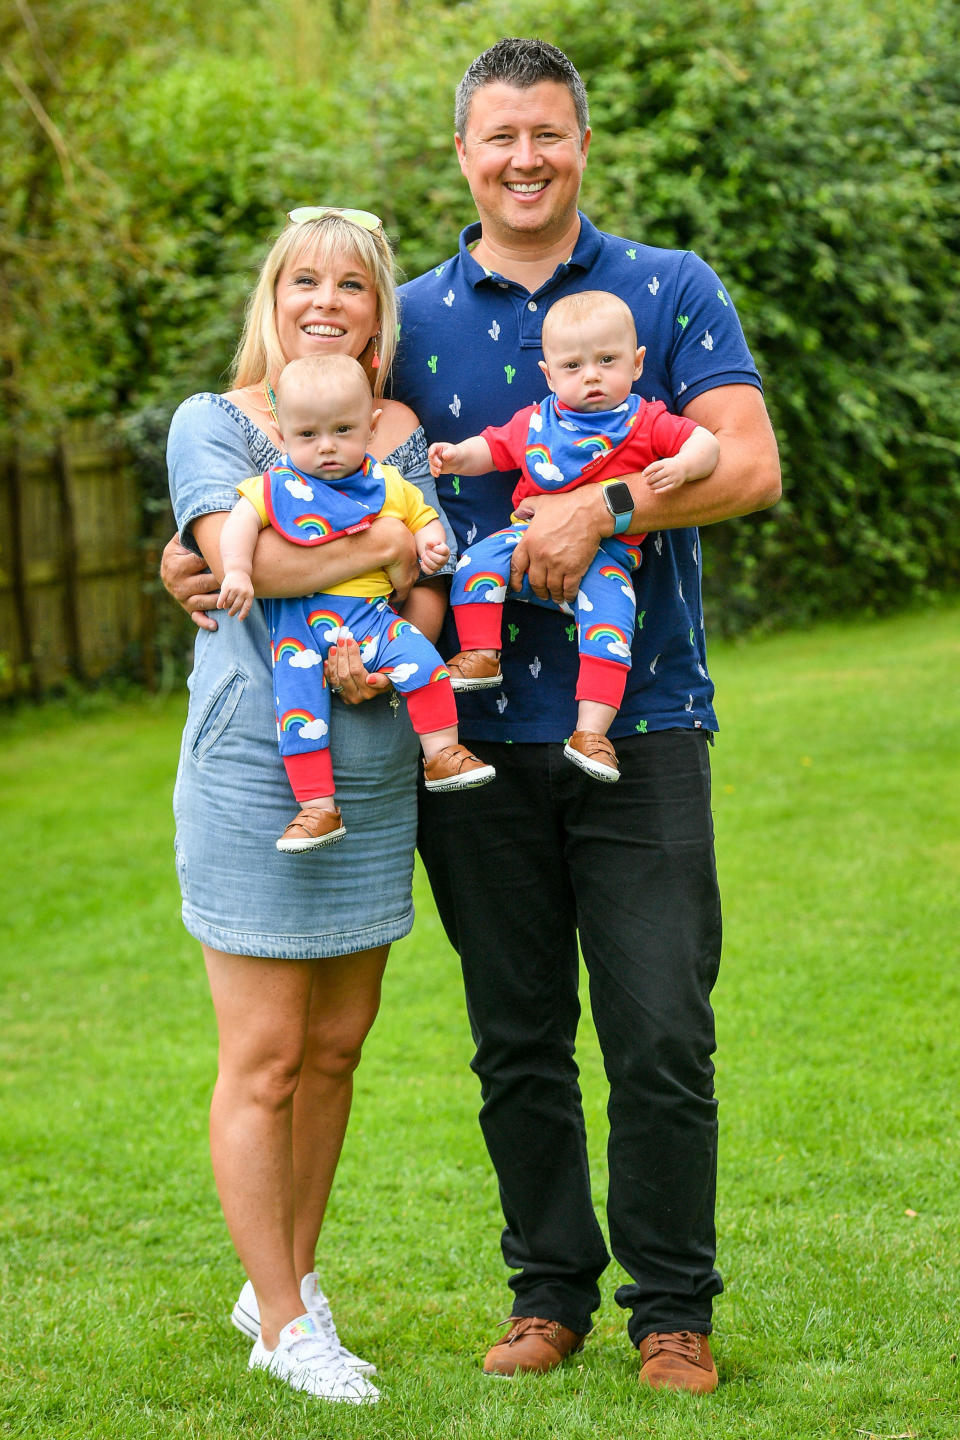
[1, 603, 958, 1438]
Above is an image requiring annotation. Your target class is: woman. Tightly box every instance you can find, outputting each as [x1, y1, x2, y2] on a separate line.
[165, 209, 450, 1403]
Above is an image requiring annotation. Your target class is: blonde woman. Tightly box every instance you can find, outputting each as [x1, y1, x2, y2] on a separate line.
[164, 209, 452, 1402]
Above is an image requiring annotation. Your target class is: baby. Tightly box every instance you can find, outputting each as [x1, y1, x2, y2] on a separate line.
[219, 354, 494, 852]
[428, 291, 720, 782]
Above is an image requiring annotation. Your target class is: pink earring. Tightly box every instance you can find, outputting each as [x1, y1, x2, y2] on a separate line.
[371, 334, 381, 369]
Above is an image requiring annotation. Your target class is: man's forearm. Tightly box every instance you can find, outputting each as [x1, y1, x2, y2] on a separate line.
[591, 383, 782, 536]
[511, 385, 781, 603]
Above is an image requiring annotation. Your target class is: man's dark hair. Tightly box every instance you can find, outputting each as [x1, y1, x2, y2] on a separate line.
[454, 37, 589, 141]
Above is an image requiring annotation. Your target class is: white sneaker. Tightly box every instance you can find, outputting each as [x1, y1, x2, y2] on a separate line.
[248, 1313, 379, 1403]
[231, 1272, 377, 1375]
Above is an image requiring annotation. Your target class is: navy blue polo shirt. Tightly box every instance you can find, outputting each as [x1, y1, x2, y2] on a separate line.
[393, 212, 762, 743]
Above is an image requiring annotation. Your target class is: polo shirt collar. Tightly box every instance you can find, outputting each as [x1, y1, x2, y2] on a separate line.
[457, 211, 602, 290]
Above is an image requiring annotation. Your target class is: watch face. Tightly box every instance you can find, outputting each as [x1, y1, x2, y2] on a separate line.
[606, 482, 634, 515]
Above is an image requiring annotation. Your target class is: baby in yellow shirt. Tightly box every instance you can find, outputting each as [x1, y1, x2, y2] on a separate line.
[218, 355, 494, 853]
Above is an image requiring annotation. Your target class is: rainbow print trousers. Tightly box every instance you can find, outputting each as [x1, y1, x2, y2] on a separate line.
[265, 591, 451, 759]
[450, 523, 644, 705]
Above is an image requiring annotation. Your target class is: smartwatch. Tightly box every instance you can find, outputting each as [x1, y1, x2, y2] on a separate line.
[602, 481, 635, 535]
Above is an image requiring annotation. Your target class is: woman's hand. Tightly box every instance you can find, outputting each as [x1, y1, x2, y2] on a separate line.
[325, 635, 392, 705]
[160, 533, 221, 631]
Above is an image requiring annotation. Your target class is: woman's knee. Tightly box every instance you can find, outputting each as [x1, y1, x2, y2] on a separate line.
[215, 1034, 309, 1110]
[303, 948, 386, 1081]
[304, 1011, 377, 1081]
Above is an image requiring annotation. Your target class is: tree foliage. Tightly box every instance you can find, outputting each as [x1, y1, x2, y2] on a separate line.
[3, 0, 958, 630]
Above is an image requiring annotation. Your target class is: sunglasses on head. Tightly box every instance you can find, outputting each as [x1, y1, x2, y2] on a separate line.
[287, 206, 382, 232]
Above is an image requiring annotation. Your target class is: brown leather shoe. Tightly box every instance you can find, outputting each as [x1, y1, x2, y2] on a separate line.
[276, 806, 346, 853]
[445, 650, 503, 691]
[563, 730, 620, 782]
[423, 743, 496, 792]
[483, 1316, 586, 1376]
[638, 1331, 718, 1393]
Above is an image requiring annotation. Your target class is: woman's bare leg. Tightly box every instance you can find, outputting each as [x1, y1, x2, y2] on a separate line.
[291, 944, 389, 1278]
[203, 944, 315, 1349]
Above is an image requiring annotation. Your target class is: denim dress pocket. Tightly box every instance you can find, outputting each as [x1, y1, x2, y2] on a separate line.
[190, 668, 247, 762]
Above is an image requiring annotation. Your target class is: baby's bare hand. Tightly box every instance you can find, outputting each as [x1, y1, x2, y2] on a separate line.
[428, 442, 457, 478]
[218, 571, 254, 620]
[419, 540, 450, 575]
[642, 460, 686, 493]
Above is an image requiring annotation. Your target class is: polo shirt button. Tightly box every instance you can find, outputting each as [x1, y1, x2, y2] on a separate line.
[498, 282, 509, 289]
[527, 300, 538, 311]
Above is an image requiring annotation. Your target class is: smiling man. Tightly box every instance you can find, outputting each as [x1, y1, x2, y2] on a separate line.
[393, 37, 780, 1393]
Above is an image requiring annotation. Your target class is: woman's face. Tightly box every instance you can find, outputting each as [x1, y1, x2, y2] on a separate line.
[274, 240, 380, 366]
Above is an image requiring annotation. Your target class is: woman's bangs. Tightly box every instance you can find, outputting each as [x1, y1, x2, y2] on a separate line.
[286, 220, 374, 282]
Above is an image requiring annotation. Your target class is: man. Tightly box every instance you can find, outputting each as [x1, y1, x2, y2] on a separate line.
[390, 39, 779, 1393]
[164, 37, 780, 1393]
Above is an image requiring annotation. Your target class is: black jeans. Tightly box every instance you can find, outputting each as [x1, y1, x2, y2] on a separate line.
[417, 729, 723, 1343]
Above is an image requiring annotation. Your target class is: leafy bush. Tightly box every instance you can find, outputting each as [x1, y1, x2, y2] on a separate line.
[3, 0, 958, 632]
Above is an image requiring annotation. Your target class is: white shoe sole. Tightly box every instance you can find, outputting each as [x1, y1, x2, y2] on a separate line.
[424, 764, 496, 792]
[249, 1346, 379, 1403]
[449, 674, 503, 692]
[563, 744, 620, 782]
[276, 825, 346, 853]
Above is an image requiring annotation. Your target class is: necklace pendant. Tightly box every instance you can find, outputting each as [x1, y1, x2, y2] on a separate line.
[264, 380, 280, 428]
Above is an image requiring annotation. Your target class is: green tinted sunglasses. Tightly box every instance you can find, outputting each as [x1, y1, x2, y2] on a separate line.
[287, 207, 382, 232]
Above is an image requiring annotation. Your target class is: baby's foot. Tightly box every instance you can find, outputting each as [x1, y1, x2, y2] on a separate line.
[563, 732, 620, 783]
[423, 744, 496, 792]
[445, 651, 502, 691]
[276, 806, 347, 853]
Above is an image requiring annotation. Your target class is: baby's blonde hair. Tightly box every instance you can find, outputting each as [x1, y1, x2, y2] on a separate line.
[274, 355, 372, 429]
[541, 290, 638, 353]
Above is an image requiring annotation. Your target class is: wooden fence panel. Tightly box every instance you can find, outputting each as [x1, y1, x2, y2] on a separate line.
[0, 423, 167, 698]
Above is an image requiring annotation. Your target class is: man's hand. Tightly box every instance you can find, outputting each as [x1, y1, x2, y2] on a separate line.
[324, 635, 392, 705]
[509, 489, 606, 605]
[160, 534, 221, 632]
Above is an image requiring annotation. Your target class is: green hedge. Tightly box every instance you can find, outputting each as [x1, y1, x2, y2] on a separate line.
[4, 0, 958, 631]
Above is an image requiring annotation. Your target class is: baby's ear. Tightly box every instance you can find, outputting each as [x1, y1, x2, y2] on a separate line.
[369, 407, 383, 436]
[634, 345, 646, 380]
[538, 359, 554, 390]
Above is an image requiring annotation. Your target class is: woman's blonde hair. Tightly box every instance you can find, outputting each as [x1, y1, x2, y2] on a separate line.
[231, 214, 398, 398]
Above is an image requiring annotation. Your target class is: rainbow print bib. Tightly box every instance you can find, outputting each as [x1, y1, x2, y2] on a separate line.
[524, 394, 641, 492]
[264, 454, 387, 546]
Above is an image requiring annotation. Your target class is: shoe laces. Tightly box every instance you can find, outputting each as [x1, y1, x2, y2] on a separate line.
[311, 1304, 339, 1344]
[283, 1327, 376, 1397]
[499, 1316, 562, 1345]
[643, 1330, 703, 1361]
[284, 1326, 341, 1366]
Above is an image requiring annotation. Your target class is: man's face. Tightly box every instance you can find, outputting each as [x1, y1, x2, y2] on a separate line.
[455, 81, 590, 248]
